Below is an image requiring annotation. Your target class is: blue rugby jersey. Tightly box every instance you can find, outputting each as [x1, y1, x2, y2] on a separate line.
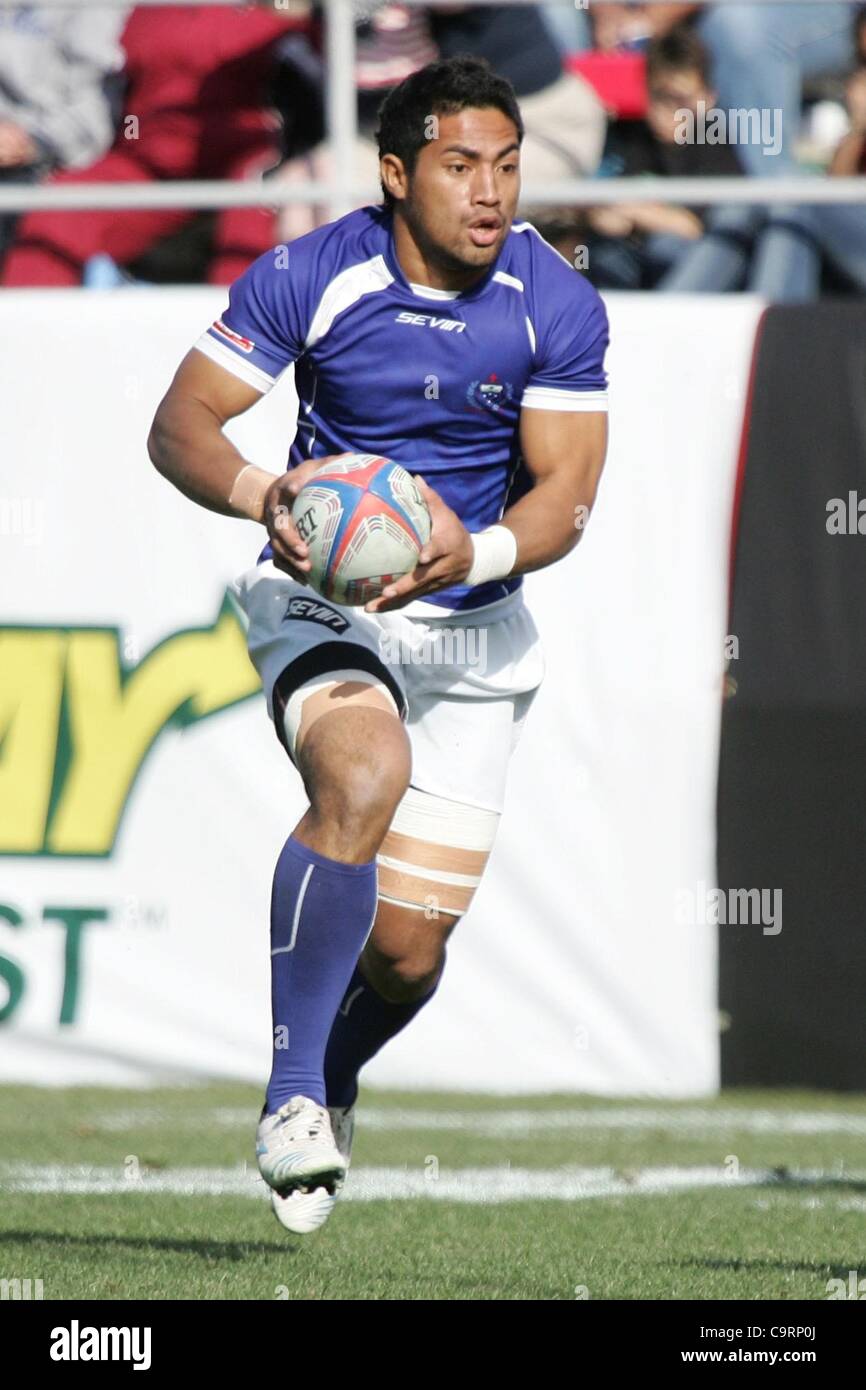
[193, 203, 609, 611]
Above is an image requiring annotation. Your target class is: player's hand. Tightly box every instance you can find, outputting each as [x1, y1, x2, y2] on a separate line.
[263, 454, 345, 582]
[364, 476, 474, 613]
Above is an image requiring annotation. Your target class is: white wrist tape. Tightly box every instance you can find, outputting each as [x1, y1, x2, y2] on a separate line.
[464, 525, 518, 587]
[228, 463, 279, 521]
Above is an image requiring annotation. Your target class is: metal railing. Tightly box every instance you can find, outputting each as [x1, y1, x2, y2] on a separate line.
[0, 0, 861, 223]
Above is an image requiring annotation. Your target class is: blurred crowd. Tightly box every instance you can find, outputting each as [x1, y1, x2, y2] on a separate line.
[0, 1, 865, 299]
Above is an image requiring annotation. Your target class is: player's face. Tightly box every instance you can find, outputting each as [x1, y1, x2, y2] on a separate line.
[398, 108, 521, 273]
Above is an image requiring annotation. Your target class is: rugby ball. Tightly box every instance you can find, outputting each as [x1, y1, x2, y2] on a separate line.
[291, 453, 432, 606]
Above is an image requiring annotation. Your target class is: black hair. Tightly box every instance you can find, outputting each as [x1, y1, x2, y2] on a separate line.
[374, 55, 524, 210]
[647, 27, 712, 89]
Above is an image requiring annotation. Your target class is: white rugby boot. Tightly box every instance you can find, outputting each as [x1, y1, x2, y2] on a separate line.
[256, 1095, 346, 1198]
[269, 1101, 356, 1235]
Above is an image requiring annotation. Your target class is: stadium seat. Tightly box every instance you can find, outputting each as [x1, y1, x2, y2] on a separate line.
[566, 51, 648, 120]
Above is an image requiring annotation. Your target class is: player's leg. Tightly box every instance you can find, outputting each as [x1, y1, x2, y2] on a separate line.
[259, 669, 411, 1230]
[309, 805, 493, 1236]
[322, 906, 457, 1105]
[360, 898, 456, 1004]
[320, 901, 456, 1123]
[261, 677, 410, 1120]
[323, 786, 498, 1110]
[320, 590, 546, 1113]
[228, 558, 412, 1178]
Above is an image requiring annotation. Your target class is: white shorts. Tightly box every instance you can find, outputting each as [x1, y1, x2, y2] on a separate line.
[229, 560, 546, 814]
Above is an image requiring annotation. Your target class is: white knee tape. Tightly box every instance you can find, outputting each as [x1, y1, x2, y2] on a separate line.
[280, 668, 401, 762]
[376, 785, 500, 917]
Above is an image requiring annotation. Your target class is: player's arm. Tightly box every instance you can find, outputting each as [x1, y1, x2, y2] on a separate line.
[504, 407, 608, 571]
[147, 349, 275, 520]
[364, 411, 608, 613]
[147, 349, 330, 580]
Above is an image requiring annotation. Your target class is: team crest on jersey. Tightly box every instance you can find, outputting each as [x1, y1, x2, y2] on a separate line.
[284, 596, 349, 632]
[467, 373, 514, 413]
[211, 319, 255, 353]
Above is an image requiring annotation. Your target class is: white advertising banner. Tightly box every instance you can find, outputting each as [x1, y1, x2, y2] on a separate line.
[0, 287, 764, 1094]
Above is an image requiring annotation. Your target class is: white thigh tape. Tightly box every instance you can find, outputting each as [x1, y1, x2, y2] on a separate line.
[376, 785, 500, 916]
[281, 668, 401, 761]
[388, 784, 500, 851]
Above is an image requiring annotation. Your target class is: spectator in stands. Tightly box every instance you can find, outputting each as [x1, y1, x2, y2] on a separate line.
[745, 5, 866, 300]
[0, 5, 128, 262]
[581, 29, 746, 290]
[539, 0, 592, 59]
[829, 3, 866, 173]
[434, 4, 607, 227]
[1, 2, 310, 287]
[591, 2, 857, 176]
[276, 0, 439, 240]
[275, 2, 606, 242]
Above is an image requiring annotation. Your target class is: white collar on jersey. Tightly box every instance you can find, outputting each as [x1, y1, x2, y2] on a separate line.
[408, 281, 462, 300]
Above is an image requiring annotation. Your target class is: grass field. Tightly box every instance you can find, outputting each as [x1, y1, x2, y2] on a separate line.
[1, 1083, 865, 1301]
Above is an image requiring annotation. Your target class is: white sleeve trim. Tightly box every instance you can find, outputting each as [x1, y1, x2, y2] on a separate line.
[520, 386, 608, 412]
[192, 332, 277, 394]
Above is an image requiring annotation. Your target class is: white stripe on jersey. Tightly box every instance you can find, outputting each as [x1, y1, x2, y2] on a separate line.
[521, 385, 609, 411]
[305, 253, 394, 350]
[193, 332, 276, 394]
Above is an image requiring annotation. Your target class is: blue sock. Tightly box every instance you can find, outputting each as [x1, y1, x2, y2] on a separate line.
[265, 835, 377, 1113]
[323, 960, 442, 1108]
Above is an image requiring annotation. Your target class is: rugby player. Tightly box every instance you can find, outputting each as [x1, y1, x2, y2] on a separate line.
[148, 55, 609, 1234]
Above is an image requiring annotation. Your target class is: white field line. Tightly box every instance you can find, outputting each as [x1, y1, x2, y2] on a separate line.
[753, 1196, 866, 1213]
[1, 1163, 863, 1204]
[91, 1105, 866, 1138]
[317, 1107, 866, 1137]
